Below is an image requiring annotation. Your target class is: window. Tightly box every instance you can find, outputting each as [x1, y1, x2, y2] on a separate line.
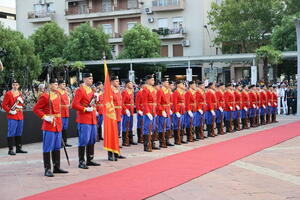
[102, 0, 112, 12]
[47, 3, 54, 13]
[158, 0, 168, 6]
[127, 22, 137, 30]
[34, 2, 54, 17]
[172, 0, 180, 6]
[172, 17, 183, 33]
[102, 24, 113, 36]
[128, 0, 137, 9]
[157, 18, 168, 28]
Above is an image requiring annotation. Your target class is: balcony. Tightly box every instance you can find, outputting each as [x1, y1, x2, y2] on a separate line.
[65, 0, 141, 20]
[152, 0, 185, 12]
[27, 11, 55, 23]
[152, 27, 186, 40]
[108, 33, 123, 43]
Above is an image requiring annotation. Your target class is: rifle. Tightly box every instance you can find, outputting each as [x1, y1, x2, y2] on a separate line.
[177, 117, 181, 145]
[148, 119, 153, 152]
[161, 117, 167, 148]
[124, 117, 130, 146]
[200, 113, 205, 139]
[220, 112, 225, 134]
[211, 114, 216, 136]
[237, 110, 241, 131]
[140, 115, 144, 143]
[189, 116, 193, 142]
[229, 111, 233, 132]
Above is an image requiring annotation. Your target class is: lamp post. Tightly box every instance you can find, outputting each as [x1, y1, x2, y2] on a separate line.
[294, 18, 300, 115]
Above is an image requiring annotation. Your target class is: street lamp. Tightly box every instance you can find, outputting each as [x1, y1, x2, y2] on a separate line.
[294, 18, 300, 115]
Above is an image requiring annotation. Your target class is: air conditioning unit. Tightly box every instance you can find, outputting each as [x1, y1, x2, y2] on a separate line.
[182, 40, 190, 47]
[148, 17, 154, 23]
[145, 8, 153, 14]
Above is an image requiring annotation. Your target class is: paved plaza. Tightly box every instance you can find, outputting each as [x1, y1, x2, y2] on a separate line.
[0, 115, 299, 200]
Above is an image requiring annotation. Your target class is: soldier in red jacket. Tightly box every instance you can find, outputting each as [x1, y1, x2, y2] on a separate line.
[71, 73, 100, 169]
[57, 80, 72, 147]
[33, 78, 68, 177]
[215, 83, 225, 135]
[121, 80, 137, 146]
[233, 85, 242, 131]
[271, 85, 279, 123]
[205, 82, 217, 137]
[248, 85, 257, 127]
[95, 82, 104, 141]
[135, 82, 145, 143]
[259, 85, 267, 125]
[156, 78, 173, 147]
[195, 81, 206, 139]
[142, 75, 159, 151]
[2, 80, 27, 155]
[224, 83, 235, 133]
[184, 81, 197, 142]
[266, 86, 273, 124]
[172, 80, 186, 144]
[241, 85, 250, 129]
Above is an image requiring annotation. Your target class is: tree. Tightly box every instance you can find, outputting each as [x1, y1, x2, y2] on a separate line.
[256, 45, 282, 83]
[30, 22, 67, 63]
[0, 25, 42, 85]
[63, 23, 112, 61]
[283, 0, 300, 15]
[50, 57, 68, 79]
[120, 24, 161, 59]
[208, 0, 284, 53]
[71, 61, 85, 85]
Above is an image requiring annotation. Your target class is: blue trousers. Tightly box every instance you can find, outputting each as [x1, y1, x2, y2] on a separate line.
[233, 110, 241, 120]
[172, 113, 185, 130]
[97, 115, 103, 127]
[77, 123, 97, 146]
[43, 131, 61, 152]
[224, 111, 232, 121]
[137, 114, 143, 129]
[117, 121, 121, 136]
[241, 110, 248, 119]
[143, 115, 155, 135]
[184, 112, 196, 128]
[266, 106, 271, 115]
[249, 108, 255, 118]
[194, 112, 204, 127]
[157, 116, 171, 132]
[62, 117, 69, 131]
[122, 115, 133, 132]
[260, 107, 266, 116]
[205, 111, 214, 125]
[216, 110, 223, 123]
[7, 119, 23, 137]
[256, 108, 260, 116]
[271, 107, 277, 114]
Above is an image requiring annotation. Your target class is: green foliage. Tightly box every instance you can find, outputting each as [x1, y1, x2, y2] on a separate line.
[71, 61, 85, 71]
[283, 0, 300, 15]
[30, 22, 67, 63]
[63, 23, 112, 61]
[0, 25, 42, 84]
[208, 0, 284, 53]
[120, 24, 161, 59]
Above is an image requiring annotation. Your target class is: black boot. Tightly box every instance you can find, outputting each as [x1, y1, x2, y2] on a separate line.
[185, 128, 191, 143]
[98, 127, 103, 141]
[129, 131, 138, 145]
[52, 150, 68, 173]
[152, 136, 160, 150]
[116, 153, 126, 159]
[233, 120, 238, 131]
[181, 129, 188, 144]
[15, 136, 27, 153]
[194, 127, 200, 141]
[166, 130, 174, 146]
[250, 117, 253, 127]
[158, 133, 167, 148]
[7, 137, 16, 155]
[225, 121, 230, 133]
[143, 135, 150, 151]
[216, 123, 221, 135]
[78, 146, 88, 169]
[86, 145, 100, 166]
[122, 131, 130, 146]
[137, 128, 142, 143]
[174, 129, 180, 145]
[207, 125, 213, 137]
[108, 151, 114, 161]
[43, 152, 54, 177]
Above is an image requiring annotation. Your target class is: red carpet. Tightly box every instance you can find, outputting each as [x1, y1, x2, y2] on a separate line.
[22, 121, 300, 200]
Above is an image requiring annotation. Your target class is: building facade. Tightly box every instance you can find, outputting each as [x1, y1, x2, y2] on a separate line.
[0, 5, 16, 30]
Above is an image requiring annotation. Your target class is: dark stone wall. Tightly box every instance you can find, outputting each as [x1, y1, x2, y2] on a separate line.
[0, 110, 78, 148]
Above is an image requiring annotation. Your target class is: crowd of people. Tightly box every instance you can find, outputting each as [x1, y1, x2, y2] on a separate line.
[0, 73, 289, 177]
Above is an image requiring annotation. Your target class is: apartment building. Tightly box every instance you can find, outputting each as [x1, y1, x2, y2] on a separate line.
[0, 5, 16, 30]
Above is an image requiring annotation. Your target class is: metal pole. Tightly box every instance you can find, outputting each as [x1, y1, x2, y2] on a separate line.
[295, 19, 300, 115]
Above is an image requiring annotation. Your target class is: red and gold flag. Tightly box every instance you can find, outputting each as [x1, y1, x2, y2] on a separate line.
[103, 60, 120, 155]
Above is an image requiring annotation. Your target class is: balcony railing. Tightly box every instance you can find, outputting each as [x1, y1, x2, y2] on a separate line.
[65, 5, 140, 16]
[152, 27, 186, 36]
[28, 11, 55, 19]
[152, 0, 185, 11]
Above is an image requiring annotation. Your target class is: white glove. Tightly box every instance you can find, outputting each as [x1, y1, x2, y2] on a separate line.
[15, 105, 23, 109]
[85, 107, 94, 112]
[176, 112, 181, 118]
[9, 110, 17, 115]
[268, 103, 271, 106]
[138, 110, 143, 116]
[96, 112, 99, 117]
[17, 96, 24, 104]
[170, 110, 173, 115]
[219, 107, 223, 112]
[94, 93, 100, 102]
[44, 115, 53, 123]
[253, 104, 256, 108]
[188, 111, 193, 118]
[211, 110, 216, 116]
[162, 111, 167, 118]
[125, 109, 131, 117]
[244, 107, 248, 111]
[230, 106, 233, 111]
[198, 109, 203, 114]
[147, 113, 153, 121]
[263, 105, 266, 109]
[236, 105, 240, 110]
[274, 103, 277, 106]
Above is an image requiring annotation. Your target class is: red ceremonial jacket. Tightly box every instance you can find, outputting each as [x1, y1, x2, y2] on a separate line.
[135, 89, 143, 113]
[241, 90, 250, 109]
[96, 91, 104, 115]
[57, 88, 70, 118]
[157, 86, 172, 116]
[234, 90, 242, 109]
[205, 89, 217, 111]
[272, 91, 278, 107]
[215, 90, 225, 110]
[224, 90, 235, 111]
[249, 91, 257, 108]
[71, 85, 97, 125]
[112, 87, 122, 122]
[2, 90, 24, 120]
[172, 88, 185, 114]
[259, 91, 266, 108]
[142, 85, 157, 116]
[122, 89, 134, 115]
[33, 91, 62, 132]
[185, 89, 197, 112]
[196, 89, 206, 112]
[266, 90, 272, 106]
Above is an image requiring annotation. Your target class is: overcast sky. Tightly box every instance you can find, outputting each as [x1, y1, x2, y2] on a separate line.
[0, 0, 15, 8]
